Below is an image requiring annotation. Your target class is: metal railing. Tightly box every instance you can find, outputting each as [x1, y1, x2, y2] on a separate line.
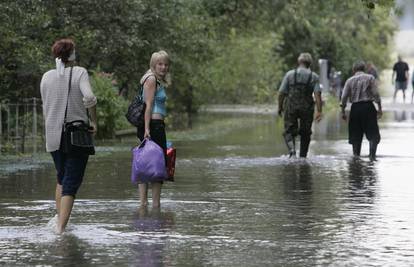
[0, 98, 44, 155]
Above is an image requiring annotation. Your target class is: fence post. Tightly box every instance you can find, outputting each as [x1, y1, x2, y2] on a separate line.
[33, 98, 37, 153]
[15, 104, 19, 152]
[7, 105, 10, 141]
[22, 102, 28, 153]
[0, 103, 2, 155]
[0, 103, 2, 137]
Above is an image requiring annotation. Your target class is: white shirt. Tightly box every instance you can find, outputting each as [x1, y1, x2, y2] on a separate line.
[40, 66, 97, 152]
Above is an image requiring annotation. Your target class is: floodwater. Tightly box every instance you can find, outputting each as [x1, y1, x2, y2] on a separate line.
[1, 105, 414, 266]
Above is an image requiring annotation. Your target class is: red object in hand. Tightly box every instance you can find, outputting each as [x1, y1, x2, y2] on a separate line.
[166, 147, 176, 181]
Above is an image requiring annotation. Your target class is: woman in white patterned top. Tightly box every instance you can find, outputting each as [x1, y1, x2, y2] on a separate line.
[40, 38, 97, 234]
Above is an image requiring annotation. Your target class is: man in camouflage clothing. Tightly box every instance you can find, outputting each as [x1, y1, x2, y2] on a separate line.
[278, 53, 323, 158]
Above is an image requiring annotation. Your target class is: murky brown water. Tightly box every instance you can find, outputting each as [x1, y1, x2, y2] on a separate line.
[1, 107, 414, 266]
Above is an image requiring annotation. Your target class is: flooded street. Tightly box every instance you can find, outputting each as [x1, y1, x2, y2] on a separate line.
[2, 103, 414, 266]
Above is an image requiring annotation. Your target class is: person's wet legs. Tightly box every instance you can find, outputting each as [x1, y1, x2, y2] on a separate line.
[283, 133, 296, 157]
[51, 151, 88, 234]
[151, 182, 162, 208]
[352, 142, 362, 156]
[369, 141, 378, 161]
[299, 135, 311, 158]
[57, 195, 74, 234]
[139, 183, 148, 207]
[55, 184, 62, 215]
[412, 82, 414, 103]
[298, 109, 313, 158]
[283, 107, 299, 158]
[393, 88, 397, 102]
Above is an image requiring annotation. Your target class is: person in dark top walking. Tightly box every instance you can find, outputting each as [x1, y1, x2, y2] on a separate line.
[392, 55, 409, 103]
[341, 60, 382, 161]
[278, 53, 323, 158]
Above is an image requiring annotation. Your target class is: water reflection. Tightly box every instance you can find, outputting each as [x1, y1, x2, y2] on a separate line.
[347, 158, 377, 201]
[3, 109, 414, 266]
[130, 207, 175, 267]
[280, 162, 314, 234]
[393, 110, 407, 122]
[281, 162, 313, 199]
[47, 234, 91, 266]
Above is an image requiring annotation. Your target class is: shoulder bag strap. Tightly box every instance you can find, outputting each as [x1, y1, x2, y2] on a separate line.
[64, 66, 74, 123]
[140, 74, 160, 97]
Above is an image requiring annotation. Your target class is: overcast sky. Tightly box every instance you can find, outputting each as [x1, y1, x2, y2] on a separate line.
[397, 0, 414, 30]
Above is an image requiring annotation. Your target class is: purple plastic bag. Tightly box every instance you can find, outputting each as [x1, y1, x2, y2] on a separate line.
[131, 138, 167, 183]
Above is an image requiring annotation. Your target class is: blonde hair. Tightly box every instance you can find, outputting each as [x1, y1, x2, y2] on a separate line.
[147, 50, 171, 85]
[297, 53, 313, 68]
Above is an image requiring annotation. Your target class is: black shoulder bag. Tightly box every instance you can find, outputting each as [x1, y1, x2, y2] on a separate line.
[125, 85, 146, 129]
[62, 67, 95, 155]
[125, 75, 159, 129]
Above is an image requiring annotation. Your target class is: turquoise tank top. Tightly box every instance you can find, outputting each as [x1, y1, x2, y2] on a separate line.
[142, 80, 167, 116]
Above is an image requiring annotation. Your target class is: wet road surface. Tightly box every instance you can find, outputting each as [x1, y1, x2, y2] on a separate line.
[1, 105, 414, 266]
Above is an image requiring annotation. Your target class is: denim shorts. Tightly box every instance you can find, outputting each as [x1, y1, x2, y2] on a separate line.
[395, 81, 407, 90]
[51, 149, 89, 197]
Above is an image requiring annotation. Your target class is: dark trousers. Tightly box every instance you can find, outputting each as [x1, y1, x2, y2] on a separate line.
[348, 101, 380, 145]
[283, 106, 314, 141]
[51, 149, 89, 197]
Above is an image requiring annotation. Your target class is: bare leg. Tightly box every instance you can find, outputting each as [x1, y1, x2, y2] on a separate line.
[138, 183, 148, 207]
[393, 89, 397, 102]
[56, 195, 74, 234]
[138, 204, 148, 217]
[411, 87, 414, 103]
[55, 184, 62, 215]
[403, 90, 406, 103]
[151, 182, 162, 208]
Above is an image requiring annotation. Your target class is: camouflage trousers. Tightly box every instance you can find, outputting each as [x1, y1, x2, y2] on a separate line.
[283, 105, 314, 143]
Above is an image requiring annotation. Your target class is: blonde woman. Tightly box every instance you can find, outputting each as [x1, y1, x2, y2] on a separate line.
[137, 50, 170, 208]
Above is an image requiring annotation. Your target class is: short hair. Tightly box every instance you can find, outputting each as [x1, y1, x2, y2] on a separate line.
[52, 38, 75, 63]
[297, 53, 313, 67]
[150, 50, 170, 72]
[352, 60, 366, 72]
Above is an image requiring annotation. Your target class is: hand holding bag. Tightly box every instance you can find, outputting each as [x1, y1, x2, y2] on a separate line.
[62, 67, 95, 155]
[131, 138, 167, 183]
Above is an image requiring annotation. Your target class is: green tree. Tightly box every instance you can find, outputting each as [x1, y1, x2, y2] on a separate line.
[0, 0, 398, 132]
[89, 70, 129, 138]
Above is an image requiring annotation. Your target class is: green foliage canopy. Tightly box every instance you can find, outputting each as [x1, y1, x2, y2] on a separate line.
[0, 0, 397, 128]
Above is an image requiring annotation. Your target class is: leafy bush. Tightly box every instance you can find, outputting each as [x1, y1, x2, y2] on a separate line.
[90, 70, 129, 138]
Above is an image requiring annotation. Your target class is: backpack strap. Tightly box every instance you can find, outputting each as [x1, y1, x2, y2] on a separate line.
[306, 71, 313, 88]
[293, 69, 312, 87]
[293, 69, 297, 85]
